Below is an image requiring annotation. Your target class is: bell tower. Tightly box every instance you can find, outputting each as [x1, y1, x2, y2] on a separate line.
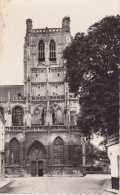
[62, 16, 70, 32]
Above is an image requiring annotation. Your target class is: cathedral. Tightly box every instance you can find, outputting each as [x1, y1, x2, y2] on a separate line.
[0, 16, 86, 177]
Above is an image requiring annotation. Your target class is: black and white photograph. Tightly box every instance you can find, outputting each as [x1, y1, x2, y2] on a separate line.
[0, 0, 119, 194]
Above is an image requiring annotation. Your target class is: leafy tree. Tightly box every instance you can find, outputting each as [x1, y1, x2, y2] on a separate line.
[63, 15, 119, 139]
[85, 142, 110, 170]
[86, 142, 98, 168]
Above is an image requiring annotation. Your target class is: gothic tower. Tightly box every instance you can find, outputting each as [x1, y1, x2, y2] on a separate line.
[0, 17, 86, 177]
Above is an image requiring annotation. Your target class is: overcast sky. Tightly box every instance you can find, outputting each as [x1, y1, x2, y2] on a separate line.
[0, 0, 119, 85]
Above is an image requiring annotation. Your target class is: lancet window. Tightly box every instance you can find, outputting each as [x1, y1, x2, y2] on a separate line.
[9, 138, 20, 165]
[12, 106, 24, 126]
[54, 137, 64, 164]
[38, 40, 45, 62]
[49, 39, 56, 61]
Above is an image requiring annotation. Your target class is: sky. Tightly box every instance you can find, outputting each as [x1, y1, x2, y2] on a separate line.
[0, 0, 119, 148]
[0, 0, 119, 85]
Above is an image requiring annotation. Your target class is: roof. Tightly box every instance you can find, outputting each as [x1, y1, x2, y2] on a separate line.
[106, 133, 119, 147]
[0, 85, 24, 99]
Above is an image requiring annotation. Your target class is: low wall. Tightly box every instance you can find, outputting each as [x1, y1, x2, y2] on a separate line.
[86, 171, 110, 174]
[5, 165, 86, 177]
[46, 165, 86, 176]
[5, 166, 25, 177]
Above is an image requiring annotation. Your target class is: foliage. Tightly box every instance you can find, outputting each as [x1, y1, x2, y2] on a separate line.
[85, 142, 110, 168]
[63, 15, 120, 139]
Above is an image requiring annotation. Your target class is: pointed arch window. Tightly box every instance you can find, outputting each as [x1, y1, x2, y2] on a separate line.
[42, 108, 45, 125]
[38, 40, 45, 62]
[49, 39, 56, 61]
[32, 107, 40, 125]
[0, 107, 4, 118]
[27, 140, 46, 160]
[32, 107, 45, 125]
[54, 137, 64, 164]
[12, 106, 24, 126]
[52, 110, 55, 125]
[56, 109, 63, 125]
[9, 138, 20, 165]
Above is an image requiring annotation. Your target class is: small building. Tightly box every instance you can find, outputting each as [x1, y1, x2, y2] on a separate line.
[0, 113, 5, 179]
[107, 133, 119, 190]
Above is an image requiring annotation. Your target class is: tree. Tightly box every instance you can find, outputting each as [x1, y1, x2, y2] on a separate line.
[63, 15, 119, 139]
[85, 142, 110, 171]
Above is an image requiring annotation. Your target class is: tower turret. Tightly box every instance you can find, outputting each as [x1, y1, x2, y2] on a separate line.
[26, 18, 32, 33]
[62, 16, 70, 32]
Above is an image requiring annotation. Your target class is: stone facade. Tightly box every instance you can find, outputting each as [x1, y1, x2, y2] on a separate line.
[0, 113, 5, 179]
[0, 16, 85, 177]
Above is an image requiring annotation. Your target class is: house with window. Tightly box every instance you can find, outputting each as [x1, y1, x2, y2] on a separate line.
[106, 133, 119, 190]
[0, 16, 85, 177]
[0, 113, 5, 179]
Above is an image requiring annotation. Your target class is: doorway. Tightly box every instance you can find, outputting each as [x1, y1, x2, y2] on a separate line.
[31, 161, 44, 177]
[31, 161, 37, 177]
[28, 140, 46, 177]
[38, 161, 43, 176]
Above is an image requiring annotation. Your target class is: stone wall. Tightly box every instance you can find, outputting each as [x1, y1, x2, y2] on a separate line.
[5, 165, 86, 177]
[5, 166, 25, 178]
[5, 129, 83, 176]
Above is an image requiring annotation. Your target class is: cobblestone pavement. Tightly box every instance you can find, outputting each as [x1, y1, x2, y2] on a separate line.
[1, 174, 115, 194]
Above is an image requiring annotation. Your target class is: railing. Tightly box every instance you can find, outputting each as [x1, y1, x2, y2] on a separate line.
[31, 96, 46, 101]
[32, 28, 62, 34]
[5, 125, 78, 131]
[0, 97, 26, 102]
[31, 95, 65, 101]
[0, 95, 77, 102]
[49, 95, 65, 100]
[5, 126, 24, 131]
[0, 97, 7, 102]
[11, 97, 26, 101]
[30, 125, 68, 131]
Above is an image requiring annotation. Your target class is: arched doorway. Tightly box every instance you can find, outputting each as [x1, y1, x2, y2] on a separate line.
[27, 140, 46, 177]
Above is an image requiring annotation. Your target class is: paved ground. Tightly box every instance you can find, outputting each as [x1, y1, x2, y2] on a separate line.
[0, 174, 115, 194]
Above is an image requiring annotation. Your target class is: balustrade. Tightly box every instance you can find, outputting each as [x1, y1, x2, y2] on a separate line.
[0, 97, 7, 102]
[5, 126, 24, 131]
[50, 95, 65, 100]
[0, 96, 26, 102]
[5, 125, 78, 131]
[33, 28, 62, 34]
[31, 96, 46, 101]
[1, 95, 66, 102]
